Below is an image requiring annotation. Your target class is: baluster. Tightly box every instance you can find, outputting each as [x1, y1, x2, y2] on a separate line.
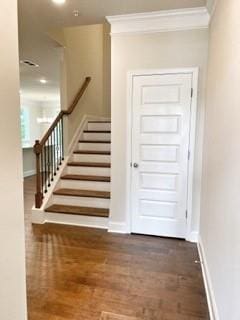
[47, 138, 51, 187]
[44, 145, 47, 193]
[34, 140, 43, 208]
[53, 126, 56, 176]
[58, 120, 62, 166]
[50, 133, 54, 182]
[61, 117, 64, 160]
[41, 151, 44, 196]
[56, 121, 59, 170]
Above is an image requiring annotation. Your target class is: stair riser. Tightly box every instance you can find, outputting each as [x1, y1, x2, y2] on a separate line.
[72, 154, 110, 163]
[43, 213, 109, 229]
[83, 133, 111, 141]
[78, 142, 111, 151]
[66, 166, 110, 176]
[88, 123, 111, 131]
[58, 180, 110, 191]
[51, 195, 110, 208]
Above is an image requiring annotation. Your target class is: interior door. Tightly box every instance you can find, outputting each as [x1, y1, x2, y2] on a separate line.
[131, 72, 193, 238]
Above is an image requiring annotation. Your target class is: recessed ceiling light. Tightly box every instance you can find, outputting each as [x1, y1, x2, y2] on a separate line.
[40, 79, 47, 84]
[52, 0, 66, 5]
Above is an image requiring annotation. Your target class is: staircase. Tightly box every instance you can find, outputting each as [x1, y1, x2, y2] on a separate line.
[37, 120, 111, 228]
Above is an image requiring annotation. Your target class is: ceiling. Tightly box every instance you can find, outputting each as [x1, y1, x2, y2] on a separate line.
[18, 0, 206, 103]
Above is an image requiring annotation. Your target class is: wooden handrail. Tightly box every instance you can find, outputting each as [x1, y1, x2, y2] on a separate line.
[36, 76, 91, 151]
[34, 76, 91, 208]
[63, 76, 91, 115]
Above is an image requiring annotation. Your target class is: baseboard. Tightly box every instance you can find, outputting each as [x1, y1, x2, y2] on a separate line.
[198, 237, 220, 320]
[24, 169, 36, 178]
[108, 221, 129, 234]
[188, 231, 199, 243]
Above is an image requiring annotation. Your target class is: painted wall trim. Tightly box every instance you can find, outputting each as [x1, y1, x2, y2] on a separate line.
[106, 7, 210, 35]
[188, 231, 199, 243]
[23, 169, 36, 178]
[126, 68, 199, 241]
[198, 237, 220, 320]
[108, 222, 129, 234]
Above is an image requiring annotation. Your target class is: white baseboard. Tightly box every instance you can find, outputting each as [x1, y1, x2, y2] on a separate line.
[188, 231, 199, 243]
[198, 236, 220, 320]
[24, 169, 36, 178]
[108, 221, 129, 234]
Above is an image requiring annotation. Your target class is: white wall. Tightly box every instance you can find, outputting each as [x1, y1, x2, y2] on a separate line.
[63, 24, 111, 144]
[200, 0, 240, 318]
[0, 0, 27, 319]
[49, 23, 111, 147]
[21, 100, 59, 177]
[110, 29, 208, 235]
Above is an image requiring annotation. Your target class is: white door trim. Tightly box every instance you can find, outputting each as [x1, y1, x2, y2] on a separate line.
[126, 68, 199, 241]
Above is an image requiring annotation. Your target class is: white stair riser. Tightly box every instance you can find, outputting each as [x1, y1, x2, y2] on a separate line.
[44, 213, 109, 229]
[66, 166, 110, 176]
[88, 123, 111, 131]
[72, 154, 110, 163]
[58, 179, 110, 191]
[78, 142, 111, 151]
[51, 195, 110, 208]
[83, 132, 111, 141]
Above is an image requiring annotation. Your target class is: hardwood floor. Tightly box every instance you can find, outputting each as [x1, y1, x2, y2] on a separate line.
[24, 176, 209, 320]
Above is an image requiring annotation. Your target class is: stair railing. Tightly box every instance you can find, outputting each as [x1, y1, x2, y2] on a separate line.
[33, 76, 91, 208]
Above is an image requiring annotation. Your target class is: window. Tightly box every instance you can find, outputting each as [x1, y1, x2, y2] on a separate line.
[20, 108, 30, 144]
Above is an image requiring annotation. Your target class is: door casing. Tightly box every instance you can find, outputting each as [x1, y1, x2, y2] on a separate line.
[126, 68, 199, 241]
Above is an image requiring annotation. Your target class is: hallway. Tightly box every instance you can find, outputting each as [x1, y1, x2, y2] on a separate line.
[24, 176, 209, 320]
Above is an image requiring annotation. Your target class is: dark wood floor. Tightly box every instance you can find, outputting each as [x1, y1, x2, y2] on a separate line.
[24, 176, 209, 320]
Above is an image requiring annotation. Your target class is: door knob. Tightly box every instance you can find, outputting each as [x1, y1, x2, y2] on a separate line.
[133, 163, 139, 168]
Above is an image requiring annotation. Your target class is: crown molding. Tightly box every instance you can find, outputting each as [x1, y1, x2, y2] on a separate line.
[106, 7, 210, 36]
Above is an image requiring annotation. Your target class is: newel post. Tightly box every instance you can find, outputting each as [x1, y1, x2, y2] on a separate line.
[34, 140, 43, 208]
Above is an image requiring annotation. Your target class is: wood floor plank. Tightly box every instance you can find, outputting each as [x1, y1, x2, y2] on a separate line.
[24, 176, 210, 320]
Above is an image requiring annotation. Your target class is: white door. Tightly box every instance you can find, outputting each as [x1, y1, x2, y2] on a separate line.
[131, 72, 193, 238]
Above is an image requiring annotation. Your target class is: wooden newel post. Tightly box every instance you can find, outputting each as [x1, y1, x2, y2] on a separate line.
[34, 140, 43, 208]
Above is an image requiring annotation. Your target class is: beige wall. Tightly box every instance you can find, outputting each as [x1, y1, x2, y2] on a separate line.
[62, 23, 111, 145]
[111, 30, 208, 234]
[0, 0, 27, 319]
[200, 0, 240, 318]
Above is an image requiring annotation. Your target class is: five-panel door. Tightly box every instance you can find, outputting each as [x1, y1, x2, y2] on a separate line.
[131, 73, 192, 238]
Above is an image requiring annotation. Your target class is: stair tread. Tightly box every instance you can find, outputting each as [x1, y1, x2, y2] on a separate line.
[88, 121, 111, 123]
[45, 204, 109, 217]
[73, 150, 111, 155]
[84, 130, 111, 133]
[53, 188, 110, 199]
[79, 140, 111, 143]
[68, 162, 111, 168]
[61, 174, 111, 182]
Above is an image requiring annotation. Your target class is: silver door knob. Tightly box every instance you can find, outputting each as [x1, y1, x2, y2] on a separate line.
[133, 163, 139, 168]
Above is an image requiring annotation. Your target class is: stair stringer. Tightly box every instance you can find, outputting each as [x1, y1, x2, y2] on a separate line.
[32, 114, 110, 229]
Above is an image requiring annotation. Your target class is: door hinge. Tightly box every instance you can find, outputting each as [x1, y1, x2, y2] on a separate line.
[191, 88, 193, 98]
[188, 150, 191, 160]
[185, 210, 188, 219]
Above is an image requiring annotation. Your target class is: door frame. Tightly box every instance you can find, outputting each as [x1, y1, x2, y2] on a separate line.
[126, 68, 199, 241]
